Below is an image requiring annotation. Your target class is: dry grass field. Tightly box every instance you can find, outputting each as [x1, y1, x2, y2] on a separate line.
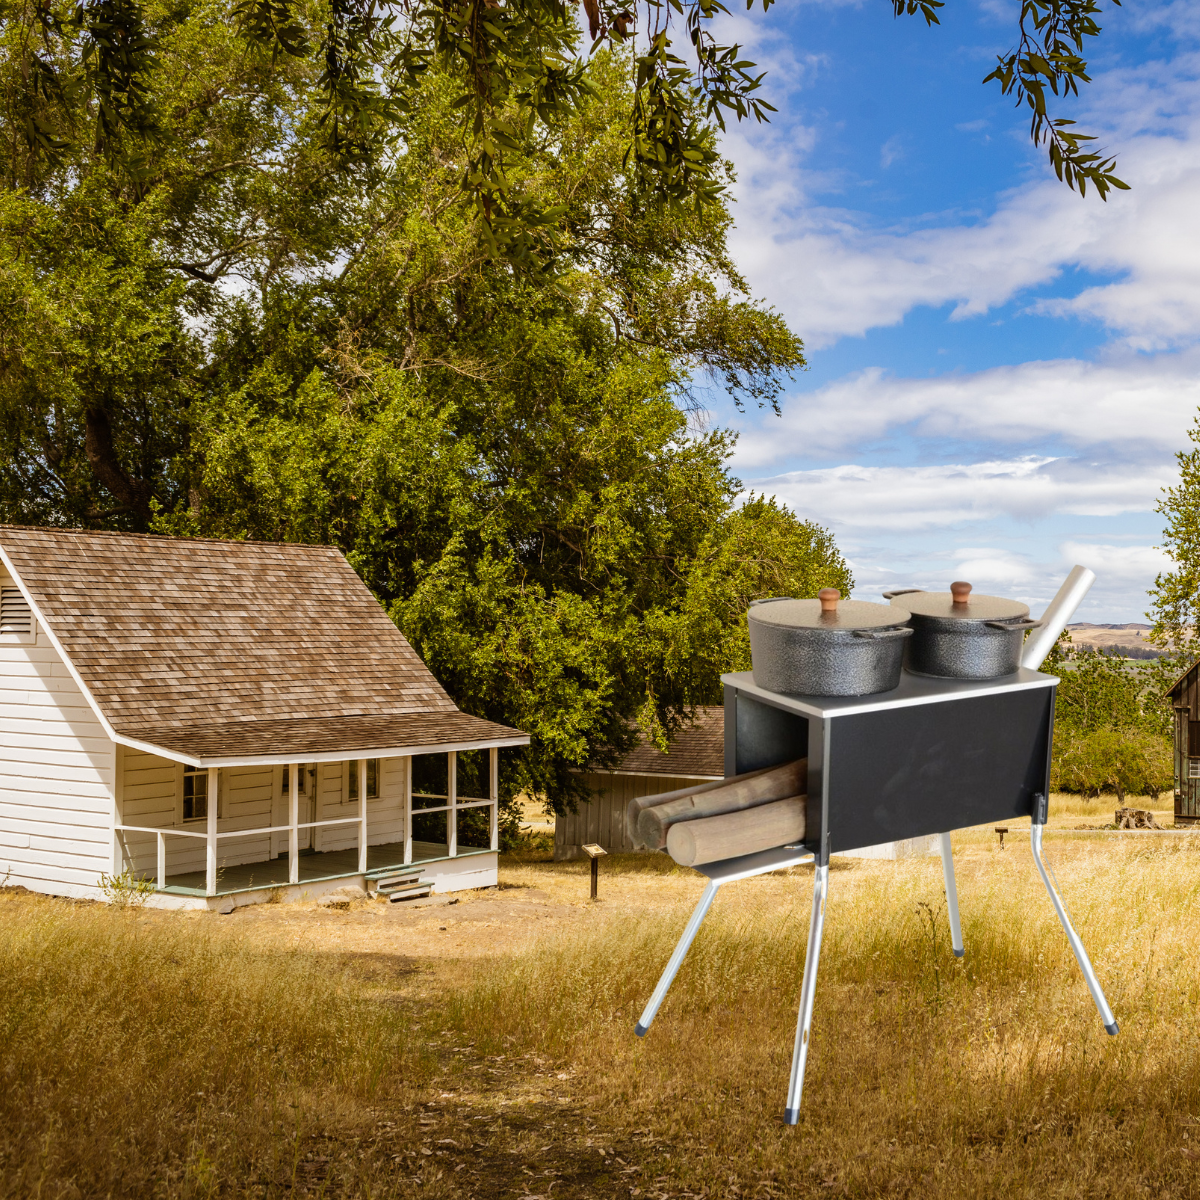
[3, 795, 1200, 1200]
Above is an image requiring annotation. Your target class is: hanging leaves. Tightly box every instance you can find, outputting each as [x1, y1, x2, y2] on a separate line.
[9, 0, 1129, 266]
[983, 0, 1128, 199]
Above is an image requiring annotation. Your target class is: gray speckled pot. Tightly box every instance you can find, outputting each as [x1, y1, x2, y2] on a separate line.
[904, 615, 1037, 680]
[748, 618, 913, 697]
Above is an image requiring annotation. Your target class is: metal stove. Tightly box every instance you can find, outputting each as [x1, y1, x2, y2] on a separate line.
[633, 568, 1117, 1124]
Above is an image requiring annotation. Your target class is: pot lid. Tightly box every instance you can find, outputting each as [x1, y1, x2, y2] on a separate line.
[748, 589, 911, 631]
[885, 581, 1029, 622]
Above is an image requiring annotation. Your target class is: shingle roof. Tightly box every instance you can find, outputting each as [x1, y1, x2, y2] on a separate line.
[0, 526, 526, 762]
[133, 712, 526, 762]
[606, 707, 724, 779]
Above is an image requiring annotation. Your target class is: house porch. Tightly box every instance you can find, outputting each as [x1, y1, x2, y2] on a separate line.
[159, 839, 490, 896]
[114, 747, 502, 902]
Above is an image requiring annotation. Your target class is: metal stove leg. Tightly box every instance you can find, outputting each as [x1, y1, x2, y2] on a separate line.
[635, 880, 719, 1037]
[784, 863, 829, 1126]
[938, 832, 964, 957]
[1031, 823, 1118, 1035]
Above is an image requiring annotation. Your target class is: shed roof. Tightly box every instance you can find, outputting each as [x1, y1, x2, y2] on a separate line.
[602, 707, 724, 779]
[1167, 657, 1200, 701]
[0, 526, 526, 765]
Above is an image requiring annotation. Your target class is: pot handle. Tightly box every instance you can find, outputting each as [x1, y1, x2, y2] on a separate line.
[985, 619, 1043, 632]
[852, 626, 915, 640]
[882, 588, 925, 599]
[748, 596, 794, 608]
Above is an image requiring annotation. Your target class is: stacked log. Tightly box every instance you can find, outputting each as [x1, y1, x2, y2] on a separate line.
[625, 772, 769, 847]
[627, 758, 808, 868]
[666, 798, 806, 867]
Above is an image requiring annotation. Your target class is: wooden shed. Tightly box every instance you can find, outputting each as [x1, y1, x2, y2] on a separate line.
[1166, 659, 1200, 824]
[0, 526, 528, 908]
[555, 708, 724, 860]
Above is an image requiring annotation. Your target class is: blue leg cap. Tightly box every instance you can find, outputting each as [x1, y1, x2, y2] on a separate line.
[634, 1022, 648, 1038]
[1105, 1021, 1119, 1036]
[784, 1108, 800, 1126]
[953, 948, 965, 958]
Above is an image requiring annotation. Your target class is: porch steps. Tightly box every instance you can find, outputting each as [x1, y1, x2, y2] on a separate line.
[374, 868, 433, 903]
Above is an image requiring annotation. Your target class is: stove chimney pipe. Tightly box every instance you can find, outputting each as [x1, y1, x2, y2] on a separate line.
[1021, 565, 1096, 672]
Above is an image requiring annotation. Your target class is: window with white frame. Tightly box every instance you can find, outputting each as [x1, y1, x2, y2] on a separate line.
[1189, 759, 1200, 780]
[183, 768, 209, 821]
[348, 759, 380, 801]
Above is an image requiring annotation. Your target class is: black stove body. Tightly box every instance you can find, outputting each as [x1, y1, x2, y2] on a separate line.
[723, 669, 1055, 862]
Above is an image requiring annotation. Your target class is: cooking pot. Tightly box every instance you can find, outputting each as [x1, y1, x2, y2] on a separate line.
[748, 589, 913, 697]
[884, 581, 1042, 680]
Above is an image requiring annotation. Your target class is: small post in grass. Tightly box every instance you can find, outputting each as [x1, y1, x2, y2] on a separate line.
[995, 826, 1009, 849]
[582, 843, 606, 900]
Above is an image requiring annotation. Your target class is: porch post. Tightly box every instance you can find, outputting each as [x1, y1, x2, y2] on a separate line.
[358, 758, 369, 875]
[448, 750, 457, 856]
[403, 756, 413, 865]
[157, 832, 166, 891]
[205, 766, 218, 896]
[489, 746, 499, 852]
[288, 763, 299, 885]
[111, 742, 123, 876]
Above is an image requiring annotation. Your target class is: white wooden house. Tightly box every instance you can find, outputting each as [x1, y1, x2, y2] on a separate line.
[0, 526, 527, 909]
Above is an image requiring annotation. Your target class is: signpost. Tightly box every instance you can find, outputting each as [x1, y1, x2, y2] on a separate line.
[582, 843, 606, 900]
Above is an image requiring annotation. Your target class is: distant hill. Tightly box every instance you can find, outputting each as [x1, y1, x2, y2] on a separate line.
[1065, 623, 1163, 659]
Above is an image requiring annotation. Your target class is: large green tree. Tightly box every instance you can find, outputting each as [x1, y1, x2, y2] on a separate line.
[0, 33, 850, 807]
[5, 0, 1127, 266]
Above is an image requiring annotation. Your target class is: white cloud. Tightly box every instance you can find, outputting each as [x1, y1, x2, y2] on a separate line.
[842, 545, 1165, 622]
[1058, 541, 1173, 584]
[724, 146, 1085, 348]
[948, 547, 1039, 585]
[746, 455, 1172, 530]
[712, 8, 1198, 622]
[880, 135, 904, 169]
[723, 51, 1200, 350]
[732, 351, 1200, 465]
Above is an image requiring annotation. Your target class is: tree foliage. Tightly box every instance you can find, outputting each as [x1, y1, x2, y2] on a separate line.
[1044, 635, 1177, 800]
[4, 0, 1127, 264]
[982, 0, 1128, 200]
[0, 45, 842, 810]
[1149, 412, 1200, 655]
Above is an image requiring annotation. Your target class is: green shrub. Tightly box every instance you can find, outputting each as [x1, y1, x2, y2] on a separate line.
[1051, 727, 1173, 801]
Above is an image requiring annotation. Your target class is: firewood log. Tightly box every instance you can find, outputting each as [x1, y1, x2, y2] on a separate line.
[636, 758, 807, 850]
[625, 767, 773, 848]
[666, 797, 807, 867]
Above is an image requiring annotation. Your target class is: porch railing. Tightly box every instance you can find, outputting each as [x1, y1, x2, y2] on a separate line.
[112, 747, 500, 897]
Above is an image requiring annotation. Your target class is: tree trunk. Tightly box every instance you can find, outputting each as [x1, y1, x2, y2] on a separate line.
[84, 406, 151, 528]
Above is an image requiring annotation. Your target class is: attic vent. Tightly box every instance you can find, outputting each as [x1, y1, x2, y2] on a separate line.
[0, 586, 32, 634]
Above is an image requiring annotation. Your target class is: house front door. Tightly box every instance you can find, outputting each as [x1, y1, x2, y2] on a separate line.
[276, 764, 316, 855]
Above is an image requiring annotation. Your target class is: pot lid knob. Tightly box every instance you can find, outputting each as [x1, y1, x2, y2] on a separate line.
[950, 581, 973, 606]
[818, 587, 840, 614]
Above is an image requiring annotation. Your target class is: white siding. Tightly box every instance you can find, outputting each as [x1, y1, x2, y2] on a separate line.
[117, 754, 278, 878]
[315, 756, 408, 853]
[0, 574, 116, 898]
[370, 756, 407, 846]
[115, 748, 176, 875]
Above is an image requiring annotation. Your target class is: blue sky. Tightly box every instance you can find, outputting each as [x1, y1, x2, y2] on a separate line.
[704, 0, 1200, 622]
